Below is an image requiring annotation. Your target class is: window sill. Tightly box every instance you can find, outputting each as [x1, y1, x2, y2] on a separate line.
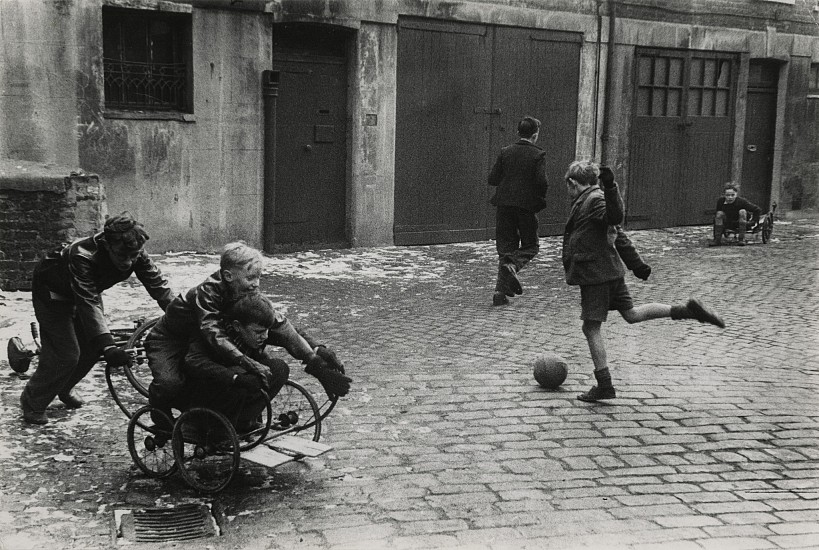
[104, 110, 196, 122]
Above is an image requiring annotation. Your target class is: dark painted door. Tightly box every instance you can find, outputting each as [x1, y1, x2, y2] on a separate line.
[491, 27, 581, 236]
[395, 19, 581, 245]
[628, 49, 738, 229]
[741, 60, 778, 210]
[394, 20, 493, 245]
[263, 25, 349, 251]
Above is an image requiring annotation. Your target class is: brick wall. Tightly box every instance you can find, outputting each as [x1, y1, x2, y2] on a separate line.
[0, 164, 105, 291]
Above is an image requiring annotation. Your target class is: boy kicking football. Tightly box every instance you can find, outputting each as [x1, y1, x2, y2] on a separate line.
[561, 161, 725, 402]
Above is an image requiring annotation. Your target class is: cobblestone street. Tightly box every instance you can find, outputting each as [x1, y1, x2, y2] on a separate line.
[1, 218, 818, 550]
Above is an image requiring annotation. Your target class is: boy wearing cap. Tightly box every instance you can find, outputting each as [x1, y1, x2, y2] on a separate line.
[20, 212, 174, 425]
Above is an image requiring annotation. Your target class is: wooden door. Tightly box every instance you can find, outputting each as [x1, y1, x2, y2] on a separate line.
[628, 49, 738, 229]
[395, 18, 582, 245]
[263, 25, 349, 251]
[491, 27, 581, 236]
[741, 60, 778, 210]
[394, 19, 493, 245]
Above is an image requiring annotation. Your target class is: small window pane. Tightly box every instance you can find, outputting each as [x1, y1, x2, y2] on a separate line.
[701, 89, 715, 116]
[637, 88, 651, 116]
[668, 89, 681, 117]
[690, 59, 703, 86]
[715, 90, 729, 116]
[654, 58, 668, 85]
[717, 60, 731, 88]
[669, 58, 684, 87]
[638, 56, 653, 86]
[688, 89, 702, 115]
[652, 88, 666, 116]
[703, 59, 717, 87]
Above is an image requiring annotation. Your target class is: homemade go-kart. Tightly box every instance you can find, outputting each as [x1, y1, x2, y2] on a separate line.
[8, 317, 339, 494]
[721, 202, 777, 245]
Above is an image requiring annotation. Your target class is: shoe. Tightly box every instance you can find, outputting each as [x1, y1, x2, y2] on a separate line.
[503, 264, 523, 295]
[707, 240, 722, 247]
[492, 292, 509, 306]
[686, 298, 725, 328]
[736, 240, 746, 246]
[577, 385, 616, 402]
[20, 393, 48, 425]
[58, 392, 84, 409]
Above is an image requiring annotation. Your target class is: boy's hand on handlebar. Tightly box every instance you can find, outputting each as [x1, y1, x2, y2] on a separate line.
[104, 346, 132, 367]
[305, 355, 352, 398]
[316, 345, 345, 374]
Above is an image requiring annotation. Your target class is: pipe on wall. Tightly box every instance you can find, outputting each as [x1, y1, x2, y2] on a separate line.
[600, 0, 617, 166]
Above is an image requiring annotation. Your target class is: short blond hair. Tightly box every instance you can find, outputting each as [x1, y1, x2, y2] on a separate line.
[220, 241, 262, 271]
[565, 160, 600, 187]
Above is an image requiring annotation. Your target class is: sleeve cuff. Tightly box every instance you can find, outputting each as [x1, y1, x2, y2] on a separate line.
[92, 333, 116, 352]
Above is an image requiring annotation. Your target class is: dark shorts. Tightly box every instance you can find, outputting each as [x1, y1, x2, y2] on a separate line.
[580, 278, 634, 322]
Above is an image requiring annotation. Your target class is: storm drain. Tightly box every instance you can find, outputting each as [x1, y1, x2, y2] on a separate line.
[114, 503, 219, 542]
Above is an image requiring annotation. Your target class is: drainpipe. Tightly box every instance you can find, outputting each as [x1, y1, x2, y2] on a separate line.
[592, 0, 603, 160]
[600, 0, 617, 166]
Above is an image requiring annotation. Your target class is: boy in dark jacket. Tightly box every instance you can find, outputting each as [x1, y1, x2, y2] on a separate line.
[145, 242, 349, 425]
[20, 213, 174, 425]
[709, 182, 762, 246]
[488, 116, 549, 306]
[562, 161, 724, 403]
[182, 293, 348, 432]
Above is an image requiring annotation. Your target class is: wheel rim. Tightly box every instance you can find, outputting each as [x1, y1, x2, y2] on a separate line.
[124, 317, 159, 397]
[128, 406, 177, 478]
[172, 408, 239, 493]
[106, 362, 147, 420]
[266, 380, 322, 443]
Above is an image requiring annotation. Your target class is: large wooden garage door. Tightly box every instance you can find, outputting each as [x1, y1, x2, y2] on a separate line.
[628, 49, 738, 229]
[395, 18, 581, 245]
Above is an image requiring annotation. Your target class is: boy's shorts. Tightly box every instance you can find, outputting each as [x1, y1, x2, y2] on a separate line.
[579, 278, 634, 322]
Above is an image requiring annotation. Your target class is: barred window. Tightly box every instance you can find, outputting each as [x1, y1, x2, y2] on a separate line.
[103, 7, 192, 113]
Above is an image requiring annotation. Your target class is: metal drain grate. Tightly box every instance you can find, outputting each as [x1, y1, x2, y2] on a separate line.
[116, 503, 218, 542]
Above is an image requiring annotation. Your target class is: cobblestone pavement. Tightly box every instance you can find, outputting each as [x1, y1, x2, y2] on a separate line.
[1, 218, 818, 550]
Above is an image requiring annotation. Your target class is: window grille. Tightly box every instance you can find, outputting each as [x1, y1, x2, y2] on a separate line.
[103, 7, 191, 112]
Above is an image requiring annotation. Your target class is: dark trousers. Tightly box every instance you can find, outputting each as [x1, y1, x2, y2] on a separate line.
[145, 316, 190, 411]
[495, 205, 540, 278]
[23, 295, 100, 412]
[187, 358, 290, 428]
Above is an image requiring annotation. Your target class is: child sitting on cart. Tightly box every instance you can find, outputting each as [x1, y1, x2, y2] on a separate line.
[182, 292, 350, 432]
[145, 242, 349, 426]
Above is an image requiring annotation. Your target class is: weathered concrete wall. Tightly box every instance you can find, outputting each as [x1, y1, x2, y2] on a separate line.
[0, 0, 80, 165]
[349, 22, 396, 247]
[0, 161, 105, 291]
[2, 0, 817, 257]
[78, 7, 272, 252]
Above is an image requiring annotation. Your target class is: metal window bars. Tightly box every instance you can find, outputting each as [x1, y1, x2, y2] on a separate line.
[104, 59, 187, 111]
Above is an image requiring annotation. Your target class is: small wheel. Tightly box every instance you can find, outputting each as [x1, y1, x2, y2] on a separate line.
[266, 380, 322, 444]
[128, 406, 177, 478]
[172, 408, 240, 494]
[762, 220, 772, 244]
[106, 361, 147, 419]
[124, 317, 160, 397]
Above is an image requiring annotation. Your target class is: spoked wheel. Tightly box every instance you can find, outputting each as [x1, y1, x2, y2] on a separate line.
[266, 380, 322, 444]
[762, 219, 773, 244]
[124, 317, 159, 397]
[238, 394, 273, 452]
[127, 406, 177, 478]
[106, 361, 147, 420]
[172, 408, 240, 494]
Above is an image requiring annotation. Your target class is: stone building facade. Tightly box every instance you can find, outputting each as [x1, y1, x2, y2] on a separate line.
[1, 0, 817, 254]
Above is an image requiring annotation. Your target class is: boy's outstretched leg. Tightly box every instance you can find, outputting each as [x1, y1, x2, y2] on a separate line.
[620, 300, 724, 328]
[578, 320, 616, 402]
[670, 298, 725, 328]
